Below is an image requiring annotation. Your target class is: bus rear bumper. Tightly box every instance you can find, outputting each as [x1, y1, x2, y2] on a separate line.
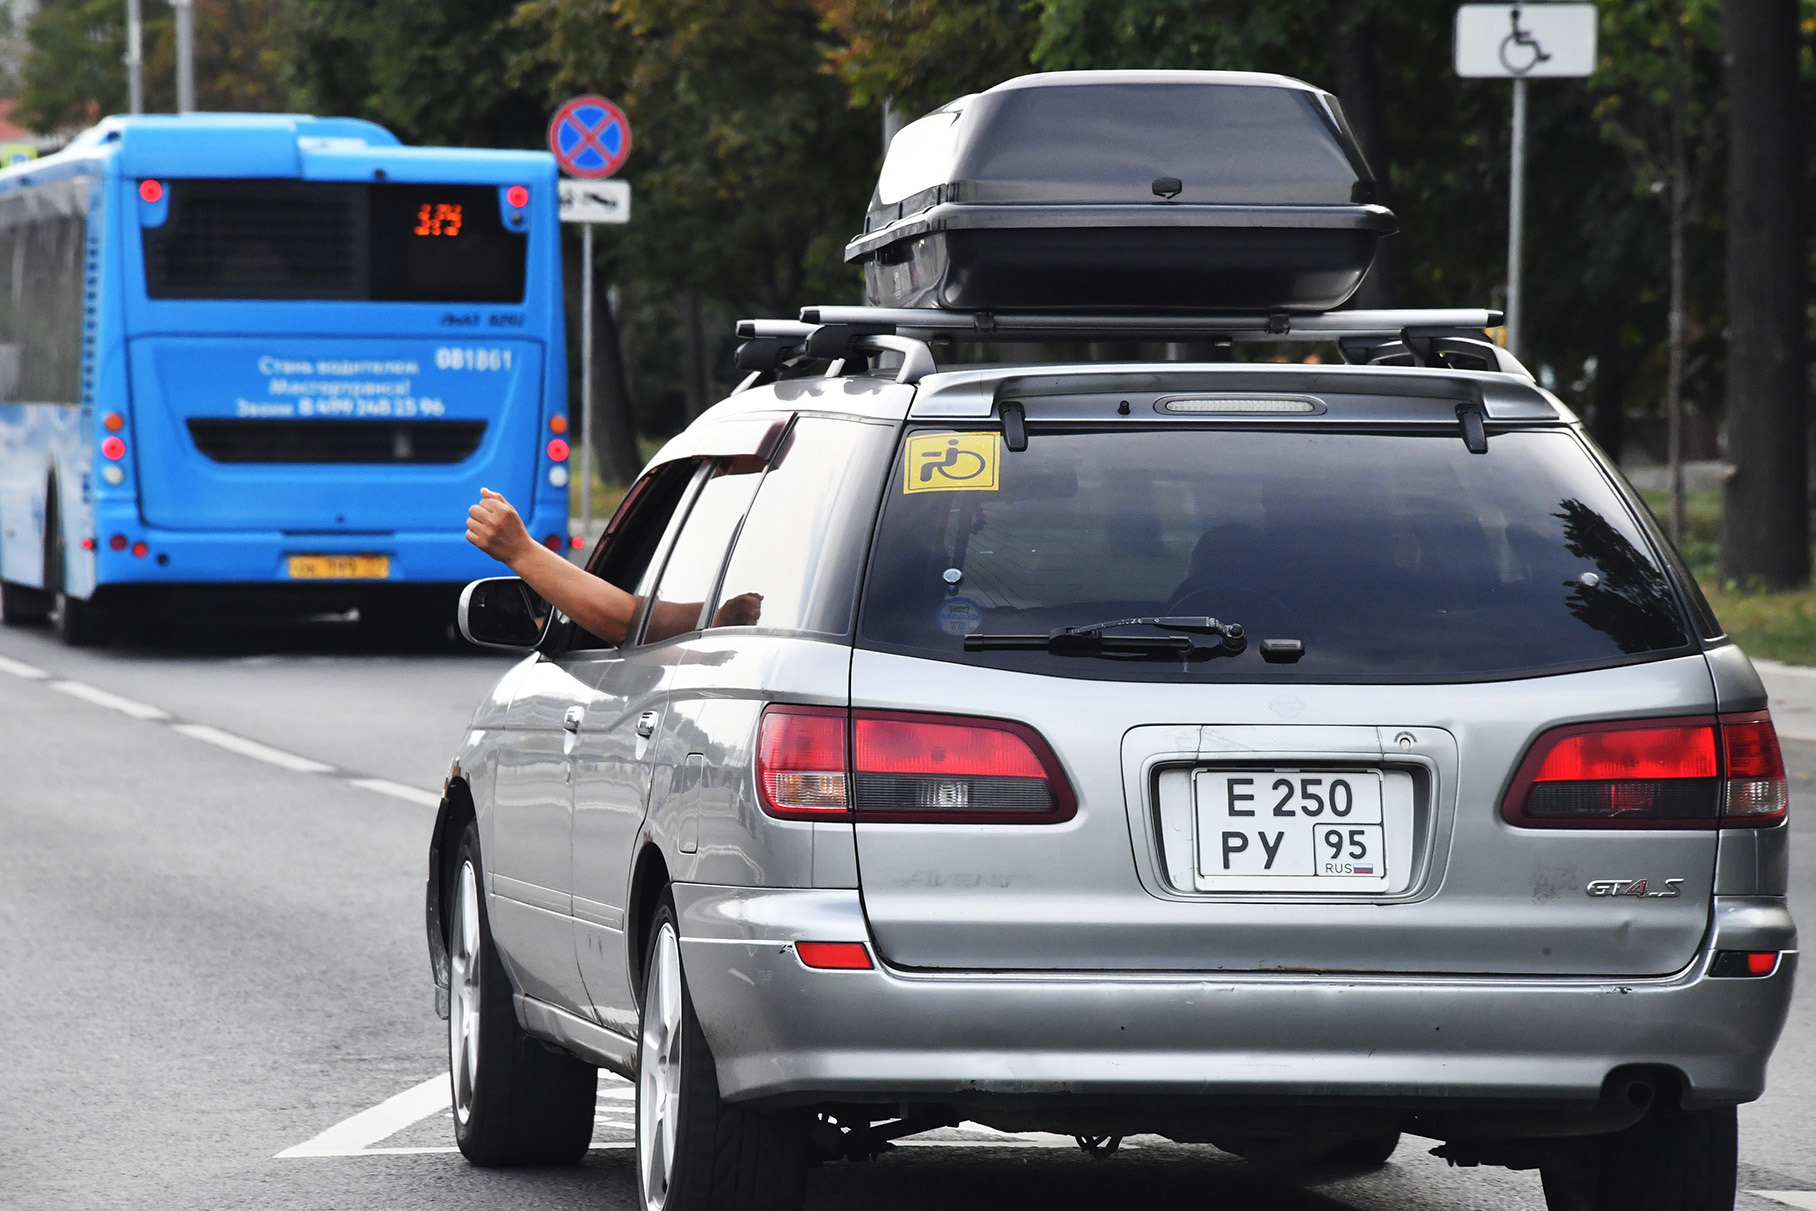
[85, 524, 550, 588]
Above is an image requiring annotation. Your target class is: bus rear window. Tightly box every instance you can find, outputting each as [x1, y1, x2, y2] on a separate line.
[142, 181, 526, 303]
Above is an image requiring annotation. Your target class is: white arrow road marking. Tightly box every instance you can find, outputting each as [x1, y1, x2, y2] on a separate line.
[1751, 1195, 1816, 1210]
[277, 1076, 452, 1158]
[50, 680, 168, 719]
[0, 654, 48, 679]
[348, 777, 442, 808]
[278, 1071, 1102, 1159]
[279, 1073, 641, 1158]
[173, 723, 336, 774]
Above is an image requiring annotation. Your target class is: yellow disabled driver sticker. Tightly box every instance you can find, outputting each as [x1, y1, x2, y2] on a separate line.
[904, 432, 999, 494]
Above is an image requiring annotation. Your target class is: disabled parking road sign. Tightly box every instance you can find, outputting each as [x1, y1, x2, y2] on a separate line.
[548, 95, 631, 179]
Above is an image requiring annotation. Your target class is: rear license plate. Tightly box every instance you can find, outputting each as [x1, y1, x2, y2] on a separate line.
[286, 554, 391, 580]
[1193, 769, 1388, 893]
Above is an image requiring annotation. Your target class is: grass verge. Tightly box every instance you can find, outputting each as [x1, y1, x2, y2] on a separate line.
[1641, 488, 1816, 666]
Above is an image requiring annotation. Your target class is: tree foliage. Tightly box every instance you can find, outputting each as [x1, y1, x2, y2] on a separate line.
[17, 0, 289, 131]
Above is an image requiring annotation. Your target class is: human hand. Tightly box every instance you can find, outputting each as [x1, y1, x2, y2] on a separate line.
[466, 488, 536, 566]
[710, 592, 764, 628]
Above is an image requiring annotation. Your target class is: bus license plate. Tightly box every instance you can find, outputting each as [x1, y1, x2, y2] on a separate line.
[287, 554, 391, 580]
[1193, 770, 1387, 892]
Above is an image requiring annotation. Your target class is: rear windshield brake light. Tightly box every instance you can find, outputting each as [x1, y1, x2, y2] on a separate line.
[755, 705, 1076, 824]
[1502, 712, 1787, 828]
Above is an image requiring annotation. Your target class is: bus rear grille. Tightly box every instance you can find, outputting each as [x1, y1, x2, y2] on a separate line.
[187, 420, 487, 464]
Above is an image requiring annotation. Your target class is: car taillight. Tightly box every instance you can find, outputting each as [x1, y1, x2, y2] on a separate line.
[852, 710, 1074, 822]
[1502, 713, 1787, 828]
[756, 705, 1075, 824]
[756, 705, 848, 819]
[1720, 711, 1788, 824]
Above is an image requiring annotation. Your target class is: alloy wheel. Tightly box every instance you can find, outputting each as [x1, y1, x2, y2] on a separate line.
[449, 860, 483, 1126]
[638, 922, 684, 1211]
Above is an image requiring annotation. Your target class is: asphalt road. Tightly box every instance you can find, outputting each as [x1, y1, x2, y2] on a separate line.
[1, 618, 1810, 1211]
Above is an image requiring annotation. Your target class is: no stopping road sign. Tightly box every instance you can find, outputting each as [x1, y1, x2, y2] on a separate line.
[548, 96, 631, 179]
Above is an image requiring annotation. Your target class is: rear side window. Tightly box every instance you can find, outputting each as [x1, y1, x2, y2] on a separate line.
[858, 427, 1693, 682]
[710, 416, 896, 636]
[644, 467, 763, 643]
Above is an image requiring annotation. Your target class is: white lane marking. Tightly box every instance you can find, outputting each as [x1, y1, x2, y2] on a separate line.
[1752, 1195, 1816, 1210]
[277, 1076, 450, 1158]
[347, 777, 442, 808]
[50, 680, 168, 720]
[279, 1071, 1113, 1160]
[173, 723, 335, 774]
[0, 654, 49, 679]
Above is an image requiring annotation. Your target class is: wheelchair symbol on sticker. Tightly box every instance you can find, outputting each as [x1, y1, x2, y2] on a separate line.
[904, 432, 999, 493]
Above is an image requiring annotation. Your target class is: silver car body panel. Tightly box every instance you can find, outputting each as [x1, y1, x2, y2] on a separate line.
[849, 648, 1722, 976]
[673, 883, 1796, 1109]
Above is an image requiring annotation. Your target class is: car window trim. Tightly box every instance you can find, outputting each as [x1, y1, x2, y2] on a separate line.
[626, 459, 738, 649]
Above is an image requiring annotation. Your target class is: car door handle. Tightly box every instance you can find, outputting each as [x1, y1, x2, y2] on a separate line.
[563, 706, 584, 733]
[636, 711, 659, 738]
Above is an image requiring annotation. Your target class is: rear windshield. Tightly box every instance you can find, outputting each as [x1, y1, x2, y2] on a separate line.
[142, 181, 526, 302]
[857, 427, 1694, 682]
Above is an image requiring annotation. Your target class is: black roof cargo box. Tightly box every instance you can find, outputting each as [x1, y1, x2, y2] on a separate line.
[846, 71, 1396, 314]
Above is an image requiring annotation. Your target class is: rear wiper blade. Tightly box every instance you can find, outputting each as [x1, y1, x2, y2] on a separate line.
[964, 615, 1247, 659]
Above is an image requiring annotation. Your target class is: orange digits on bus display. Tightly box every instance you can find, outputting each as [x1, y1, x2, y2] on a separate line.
[413, 203, 465, 237]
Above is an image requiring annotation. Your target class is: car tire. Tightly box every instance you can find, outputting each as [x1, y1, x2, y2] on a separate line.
[1539, 1106, 1737, 1211]
[1322, 1130, 1401, 1168]
[637, 893, 810, 1211]
[0, 580, 50, 625]
[447, 822, 598, 1166]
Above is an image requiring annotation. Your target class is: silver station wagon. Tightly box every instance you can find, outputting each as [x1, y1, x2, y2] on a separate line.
[425, 72, 1796, 1211]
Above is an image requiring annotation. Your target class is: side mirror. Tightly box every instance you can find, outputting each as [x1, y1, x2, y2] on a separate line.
[458, 577, 551, 649]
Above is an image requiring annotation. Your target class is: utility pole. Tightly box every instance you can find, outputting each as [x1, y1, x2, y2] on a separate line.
[171, 0, 195, 113]
[124, 0, 144, 115]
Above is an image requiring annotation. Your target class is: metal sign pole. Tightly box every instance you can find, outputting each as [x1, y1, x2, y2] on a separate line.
[579, 221, 595, 546]
[1507, 74, 1527, 359]
[124, 0, 144, 115]
[171, 0, 195, 113]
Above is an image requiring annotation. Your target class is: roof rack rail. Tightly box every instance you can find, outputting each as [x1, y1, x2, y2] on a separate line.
[731, 306, 1528, 388]
[793, 306, 1504, 341]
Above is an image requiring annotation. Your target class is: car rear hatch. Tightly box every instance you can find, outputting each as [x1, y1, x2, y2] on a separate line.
[130, 335, 540, 531]
[845, 371, 1726, 977]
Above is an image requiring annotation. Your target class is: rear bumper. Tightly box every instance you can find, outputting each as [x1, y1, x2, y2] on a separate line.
[84, 521, 556, 587]
[674, 885, 1796, 1115]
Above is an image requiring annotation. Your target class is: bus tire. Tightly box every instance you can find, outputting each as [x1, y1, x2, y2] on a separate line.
[1, 580, 51, 625]
[45, 492, 111, 647]
[447, 822, 597, 1166]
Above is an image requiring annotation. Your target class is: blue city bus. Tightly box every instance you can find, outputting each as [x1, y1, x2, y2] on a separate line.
[0, 113, 571, 644]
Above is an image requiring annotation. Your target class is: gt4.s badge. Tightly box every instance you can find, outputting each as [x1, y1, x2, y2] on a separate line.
[1586, 878, 1684, 898]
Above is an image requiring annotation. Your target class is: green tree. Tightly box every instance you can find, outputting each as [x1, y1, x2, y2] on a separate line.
[286, 0, 547, 148]
[17, 0, 290, 132]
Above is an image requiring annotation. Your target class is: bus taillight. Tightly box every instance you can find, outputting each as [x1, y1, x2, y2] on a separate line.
[139, 180, 163, 203]
[547, 438, 570, 462]
[101, 436, 126, 460]
[506, 185, 529, 209]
